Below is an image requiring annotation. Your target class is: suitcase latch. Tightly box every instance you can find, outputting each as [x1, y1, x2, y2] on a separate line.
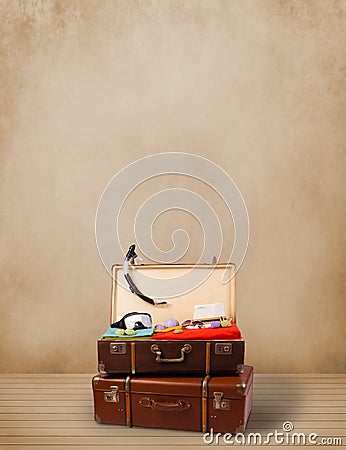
[236, 381, 247, 395]
[104, 386, 119, 403]
[213, 392, 231, 410]
[110, 343, 127, 354]
[215, 343, 232, 354]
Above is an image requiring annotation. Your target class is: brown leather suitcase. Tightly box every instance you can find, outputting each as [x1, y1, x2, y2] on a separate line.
[98, 264, 245, 375]
[92, 365, 253, 434]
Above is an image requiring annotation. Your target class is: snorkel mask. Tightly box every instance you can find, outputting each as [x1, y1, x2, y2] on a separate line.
[111, 312, 153, 330]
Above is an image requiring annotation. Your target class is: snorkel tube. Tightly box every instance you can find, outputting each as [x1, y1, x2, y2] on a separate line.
[123, 244, 167, 306]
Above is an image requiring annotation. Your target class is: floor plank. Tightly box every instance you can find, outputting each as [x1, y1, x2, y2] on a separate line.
[0, 374, 344, 448]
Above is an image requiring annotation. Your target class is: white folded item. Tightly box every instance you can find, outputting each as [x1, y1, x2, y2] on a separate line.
[193, 303, 225, 320]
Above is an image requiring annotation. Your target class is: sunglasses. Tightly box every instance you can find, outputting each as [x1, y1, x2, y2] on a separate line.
[182, 319, 205, 328]
[111, 312, 152, 330]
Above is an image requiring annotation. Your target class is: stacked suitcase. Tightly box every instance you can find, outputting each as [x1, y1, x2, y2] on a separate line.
[92, 263, 253, 434]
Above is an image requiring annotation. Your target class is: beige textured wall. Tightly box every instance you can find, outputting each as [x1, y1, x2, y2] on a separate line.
[0, 0, 345, 373]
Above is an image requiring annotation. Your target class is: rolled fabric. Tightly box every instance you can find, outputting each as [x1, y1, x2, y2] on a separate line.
[153, 323, 242, 340]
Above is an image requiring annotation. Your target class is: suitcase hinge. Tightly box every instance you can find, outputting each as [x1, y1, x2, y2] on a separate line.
[213, 391, 231, 410]
[236, 364, 244, 374]
[104, 386, 119, 403]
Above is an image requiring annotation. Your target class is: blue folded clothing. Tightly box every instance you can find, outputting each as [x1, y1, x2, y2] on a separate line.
[102, 327, 154, 339]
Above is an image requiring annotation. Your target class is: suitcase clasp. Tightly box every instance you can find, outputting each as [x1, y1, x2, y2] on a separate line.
[215, 343, 232, 354]
[110, 343, 127, 354]
[104, 386, 119, 403]
[213, 391, 231, 410]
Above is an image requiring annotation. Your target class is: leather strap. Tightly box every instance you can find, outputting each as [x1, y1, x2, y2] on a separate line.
[202, 375, 210, 432]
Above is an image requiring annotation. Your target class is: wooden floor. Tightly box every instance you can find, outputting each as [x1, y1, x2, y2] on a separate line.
[0, 374, 344, 449]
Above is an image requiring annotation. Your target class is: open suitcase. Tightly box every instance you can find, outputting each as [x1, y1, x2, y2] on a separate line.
[92, 365, 253, 434]
[98, 264, 245, 375]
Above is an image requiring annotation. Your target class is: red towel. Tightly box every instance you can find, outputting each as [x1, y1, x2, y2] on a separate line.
[153, 323, 242, 340]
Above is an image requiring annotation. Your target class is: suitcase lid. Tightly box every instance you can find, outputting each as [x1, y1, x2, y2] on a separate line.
[92, 374, 128, 392]
[110, 263, 237, 327]
[208, 365, 253, 400]
[130, 376, 204, 397]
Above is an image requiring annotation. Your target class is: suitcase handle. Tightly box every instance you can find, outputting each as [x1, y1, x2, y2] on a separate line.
[139, 397, 191, 412]
[150, 343, 192, 363]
